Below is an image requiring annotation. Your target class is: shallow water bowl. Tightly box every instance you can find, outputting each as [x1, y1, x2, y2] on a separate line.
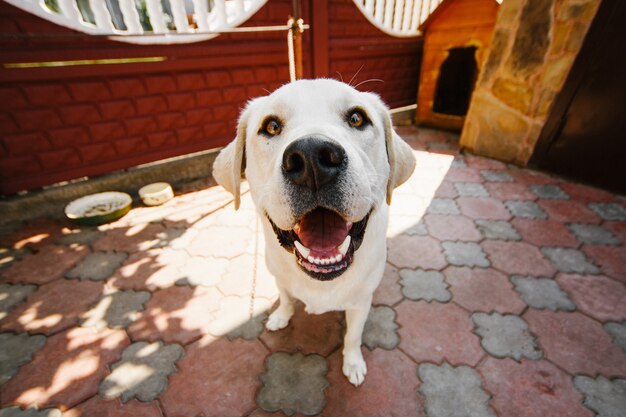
[139, 182, 174, 206]
[65, 191, 132, 226]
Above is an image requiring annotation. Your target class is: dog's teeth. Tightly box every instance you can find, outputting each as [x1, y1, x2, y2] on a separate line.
[294, 241, 311, 259]
[314, 257, 322, 265]
[338, 236, 351, 257]
[335, 254, 343, 263]
[307, 255, 315, 263]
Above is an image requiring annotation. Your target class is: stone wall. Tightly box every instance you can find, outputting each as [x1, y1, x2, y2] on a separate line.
[459, 0, 601, 165]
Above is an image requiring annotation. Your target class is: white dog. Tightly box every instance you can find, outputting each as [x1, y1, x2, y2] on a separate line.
[213, 79, 415, 385]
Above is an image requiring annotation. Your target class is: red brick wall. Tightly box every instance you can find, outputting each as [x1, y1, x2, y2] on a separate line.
[0, 0, 421, 195]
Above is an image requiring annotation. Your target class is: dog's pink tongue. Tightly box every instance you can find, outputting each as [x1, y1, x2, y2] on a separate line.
[296, 208, 349, 251]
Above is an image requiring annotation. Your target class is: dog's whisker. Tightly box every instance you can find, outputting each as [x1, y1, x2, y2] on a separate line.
[353, 78, 384, 90]
[336, 71, 344, 83]
[348, 64, 365, 87]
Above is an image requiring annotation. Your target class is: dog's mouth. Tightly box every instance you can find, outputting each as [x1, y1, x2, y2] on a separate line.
[268, 207, 371, 281]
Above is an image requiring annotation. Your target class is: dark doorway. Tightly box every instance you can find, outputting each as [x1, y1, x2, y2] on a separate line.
[433, 46, 478, 116]
[530, 1, 626, 193]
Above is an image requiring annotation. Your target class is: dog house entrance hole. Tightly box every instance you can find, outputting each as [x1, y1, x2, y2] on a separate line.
[433, 46, 478, 116]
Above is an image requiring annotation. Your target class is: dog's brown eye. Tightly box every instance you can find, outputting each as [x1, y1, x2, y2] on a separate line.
[348, 110, 365, 128]
[261, 118, 282, 137]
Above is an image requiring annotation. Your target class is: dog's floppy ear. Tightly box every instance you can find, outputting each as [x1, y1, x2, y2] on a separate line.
[380, 104, 416, 205]
[212, 102, 255, 210]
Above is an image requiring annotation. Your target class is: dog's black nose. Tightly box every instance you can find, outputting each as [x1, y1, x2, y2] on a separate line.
[282, 137, 346, 191]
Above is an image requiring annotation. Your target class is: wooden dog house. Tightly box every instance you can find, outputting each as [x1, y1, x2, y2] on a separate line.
[416, 0, 499, 130]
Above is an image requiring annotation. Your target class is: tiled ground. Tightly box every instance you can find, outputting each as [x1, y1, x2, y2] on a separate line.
[1, 126, 626, 417]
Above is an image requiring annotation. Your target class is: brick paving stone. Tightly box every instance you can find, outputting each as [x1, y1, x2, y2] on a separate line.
[256, 352, 328, 416]
[445, 167, 483, 183]
[582, 245, 626, 284]
[418, 362, 495, 417]
[457, 197, 511, 220]
[0, 284, 36, 320]
[372, 263, 403, 306]
[161, 337, 267, 417]
[541, 247, 600, 274]
[426, 198, 460, 215]
[227, 312, 267, 341]
[57, 228, 104, 247]
[107, 249, 187, 291]
[424, 214, 482, 242]
[387, 235, 446, 270]
[63, 397, 162, 417]
[177, 255, 228, 288]
[588, 203, 626, 221]
[510, 169, 555, 185]
[388, 215, 428, 237]
[150, 227, 186, 249]
[0, 245, 88, 285]
[0, 326, 130, 410]
[560, 182, 615, 203]
[260, 302, 343, 357]
[537, 200, 601, 224]
[434, 181, 458, 198]
[0, 407, 61, 417]
[604, 322, 626, 353]
[442, 242, 490, 268]
[65, 251, 128, 281]
[208, 295, 273, 338]
[524, 310, 626, 377]
[484, 182, 537, 201]
[128, 286, 222, 345]
[399, 269, 451, 302]
[454, 182, 489, 197]
[480, 357, 593, 417]
[512, 218, 579, 247]
[362, 305, 400, 350]
[187, 225, 255, 259]
[574, 376, 626, 417]
[80, 290, 150, 330]
[556, 273, 626, 322]
[472, 312, 542, 360]
[389, 193, 429, 217]
[511, 275, 575, 311]
[99, 341, 183, 402]
[605, 221, 626, 242]
[568, 224, 621, 245]
[0, 333, 46, 385]
[0, 247, 29, 272]
[480, 170, 514, 182]
[505, 201, 548, 219]
[445, 267, 526, 314]
[217, 253, 278, 299]
[0, 219, 63, 251]
[475, 219, 521, 241]
[483, 241, 556, 276]
[529, 184, 570, 200]
[464, 154, 506, 170]
[93, 223, 166, 253]
[324, 349, 425, 417]
[396, 301, 484, 366]
[0, 279, 104, 335]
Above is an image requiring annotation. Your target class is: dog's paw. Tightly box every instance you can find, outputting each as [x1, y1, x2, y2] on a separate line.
[342, 356, 367, 386]
[265, 310, 292, 331]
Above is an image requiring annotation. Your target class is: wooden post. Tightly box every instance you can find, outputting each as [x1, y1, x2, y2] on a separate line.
[292, 0, 303, 80]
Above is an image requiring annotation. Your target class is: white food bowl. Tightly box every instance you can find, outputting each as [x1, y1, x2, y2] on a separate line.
[139, 182, 174, 206]
[65, 191, 132, 226]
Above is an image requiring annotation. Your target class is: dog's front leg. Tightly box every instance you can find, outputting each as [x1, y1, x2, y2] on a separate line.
[343, 304, 371, 386]
[266, 287, 294, 331]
